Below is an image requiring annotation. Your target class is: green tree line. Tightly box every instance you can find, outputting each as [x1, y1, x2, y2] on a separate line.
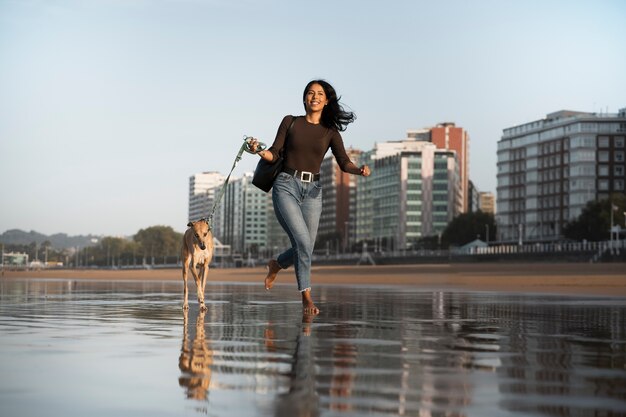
[2, 226, 183, 267]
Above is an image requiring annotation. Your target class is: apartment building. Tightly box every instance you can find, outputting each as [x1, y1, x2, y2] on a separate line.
[496, 108, 626, 242]
[221, 173, 289, 255]
[468, 181, 480, 212]
[188, 172, 226, 236]
[431, 123, 470, 213]
[408, 123, 470, 213]
[318, 148, 362, 252]
[356, 140, 461, 250]
[478, 192, 495, 214]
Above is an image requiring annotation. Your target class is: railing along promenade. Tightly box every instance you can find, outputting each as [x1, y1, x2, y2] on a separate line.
[2, 239, 625, 272]
[312, 239, 626, 265]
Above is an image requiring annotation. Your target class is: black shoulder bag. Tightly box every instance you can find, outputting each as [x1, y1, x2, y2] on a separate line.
[252, 116, 297, 193]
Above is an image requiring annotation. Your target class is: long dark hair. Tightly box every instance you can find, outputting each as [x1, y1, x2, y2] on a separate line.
[302, 79, 356, 132]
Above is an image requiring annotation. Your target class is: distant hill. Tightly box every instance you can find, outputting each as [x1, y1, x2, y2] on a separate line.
[0, 229, 102, 249]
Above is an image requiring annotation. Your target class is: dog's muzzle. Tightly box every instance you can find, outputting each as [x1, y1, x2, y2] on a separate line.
[199, 243, 206, 250]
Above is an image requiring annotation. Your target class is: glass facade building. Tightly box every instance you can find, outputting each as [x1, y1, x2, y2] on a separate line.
[497, 108, 626, 242]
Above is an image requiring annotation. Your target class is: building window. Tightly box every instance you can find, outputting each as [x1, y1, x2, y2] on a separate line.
[616, 137, 625, 148]
[598, 179, 609, 191]
[599, 165, 609, 176]
[598, 151, 609, 162]
[598, 136, 609, 147]
[615, 180, 625, 190]
[615, 166, 625, 176]
[615, 151, 624, 162]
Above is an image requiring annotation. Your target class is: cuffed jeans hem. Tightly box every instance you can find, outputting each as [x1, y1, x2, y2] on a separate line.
[299, 287, 311, 293]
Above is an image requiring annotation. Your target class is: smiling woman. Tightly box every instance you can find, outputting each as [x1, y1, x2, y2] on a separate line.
[246, 80, 371, 315]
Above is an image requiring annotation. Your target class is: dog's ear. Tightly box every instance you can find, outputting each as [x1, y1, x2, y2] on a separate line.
[187, 222, 193, 227]
[203, 218, 209, 225]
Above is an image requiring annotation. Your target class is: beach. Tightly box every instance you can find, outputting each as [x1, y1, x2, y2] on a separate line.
[3, 263, 626, 416]
[3, 262, 626, 297]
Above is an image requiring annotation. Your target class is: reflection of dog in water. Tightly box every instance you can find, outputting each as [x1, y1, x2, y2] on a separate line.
[179, 309, 213, 400]
[182, 220, 214, 311]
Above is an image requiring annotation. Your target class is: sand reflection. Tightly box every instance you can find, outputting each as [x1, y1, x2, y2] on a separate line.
[178, 309, 214, 401]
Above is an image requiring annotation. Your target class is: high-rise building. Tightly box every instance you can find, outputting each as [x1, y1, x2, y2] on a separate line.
[188, 172, 225, 232]
[496, 108, 626, 242]
[222, 173, 289, 255]
[430, 123, 470, 213]
[468, 181, 480, 212]
[407, 123, 471, 213]
[356, 139, 461, 249]
[478, 192, 495, 214]
[318, 148, 362, 252]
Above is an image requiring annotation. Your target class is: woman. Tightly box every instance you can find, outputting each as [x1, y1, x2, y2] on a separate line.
[248, 80, 371, 315]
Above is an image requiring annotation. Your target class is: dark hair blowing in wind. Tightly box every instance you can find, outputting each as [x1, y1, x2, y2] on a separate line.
[302, 79, 356, 132]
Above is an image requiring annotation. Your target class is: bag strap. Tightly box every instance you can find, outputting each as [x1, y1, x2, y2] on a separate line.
[278, 115, 297, 158]
[287, 115, 298, 133]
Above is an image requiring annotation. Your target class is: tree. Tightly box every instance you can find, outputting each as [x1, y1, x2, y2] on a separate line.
[72, 226, 184, 267]
[563, 193, 625, 241]
[134, 225, 183, 264]
[441, 210, 497, 247]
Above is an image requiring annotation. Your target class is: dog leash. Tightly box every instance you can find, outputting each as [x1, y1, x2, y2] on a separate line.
[202, 137, 266, 226]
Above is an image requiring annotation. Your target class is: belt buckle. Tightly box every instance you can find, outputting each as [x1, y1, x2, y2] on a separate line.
[299, 171, 313, 183]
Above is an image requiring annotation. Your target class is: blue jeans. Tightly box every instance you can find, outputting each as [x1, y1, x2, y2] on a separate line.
[272, 172, 323, 291]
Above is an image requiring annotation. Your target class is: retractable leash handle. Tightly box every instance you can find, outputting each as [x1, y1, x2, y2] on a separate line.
[243, 136, 267, 154]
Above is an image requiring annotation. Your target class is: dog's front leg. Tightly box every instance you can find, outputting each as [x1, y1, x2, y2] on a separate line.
[190, 261, 206, 311]
[199, 263, 209, 309]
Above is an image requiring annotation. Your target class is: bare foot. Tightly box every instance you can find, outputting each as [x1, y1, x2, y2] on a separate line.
[265, 259, 281, 290]
[301, 312, 316, 336]
[301, 289, 320, 315]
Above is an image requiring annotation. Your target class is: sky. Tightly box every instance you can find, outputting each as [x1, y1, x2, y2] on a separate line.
[1, 0, 625, 237]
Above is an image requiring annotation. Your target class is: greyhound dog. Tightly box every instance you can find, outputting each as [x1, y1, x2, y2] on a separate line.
[182, 220, 214, 311]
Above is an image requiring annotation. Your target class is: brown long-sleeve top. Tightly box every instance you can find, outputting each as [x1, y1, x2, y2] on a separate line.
[267, 115, 362, 175]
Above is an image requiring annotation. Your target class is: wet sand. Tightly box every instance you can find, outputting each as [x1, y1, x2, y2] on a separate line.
[3, 262, 626, 297]
[1, 279, 625, 416]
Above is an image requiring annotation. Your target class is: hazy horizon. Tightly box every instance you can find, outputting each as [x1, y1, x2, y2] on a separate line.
[2, 0, 625, 236]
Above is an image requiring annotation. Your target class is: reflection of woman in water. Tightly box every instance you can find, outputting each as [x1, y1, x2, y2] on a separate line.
[268, 314, 320, 416]
[178, 309, 213, 400]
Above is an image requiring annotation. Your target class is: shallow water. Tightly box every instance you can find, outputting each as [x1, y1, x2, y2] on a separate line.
[0, 279, 625, 417]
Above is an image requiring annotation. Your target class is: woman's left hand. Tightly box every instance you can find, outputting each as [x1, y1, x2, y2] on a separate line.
[360, 165, 371, 177]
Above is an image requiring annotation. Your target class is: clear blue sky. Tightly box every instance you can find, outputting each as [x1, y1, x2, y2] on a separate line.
[1, 0, 625, 237]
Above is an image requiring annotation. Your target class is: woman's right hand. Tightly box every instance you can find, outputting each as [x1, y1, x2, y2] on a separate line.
[246, 137, 261, 154]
